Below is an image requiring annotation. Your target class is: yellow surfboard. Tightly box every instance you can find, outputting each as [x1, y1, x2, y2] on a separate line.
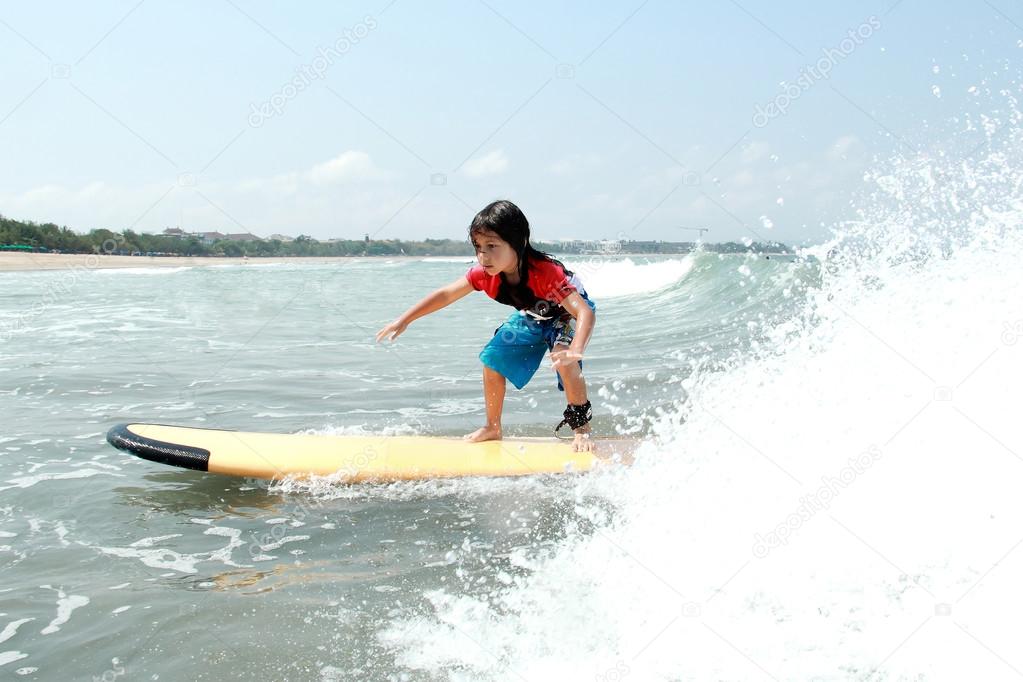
[106, 423, 636, 482]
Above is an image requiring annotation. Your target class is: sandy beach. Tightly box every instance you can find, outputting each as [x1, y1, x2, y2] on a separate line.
[0, 252, 445, 272]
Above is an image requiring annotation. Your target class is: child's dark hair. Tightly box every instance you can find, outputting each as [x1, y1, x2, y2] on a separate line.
[468, 200, 573, 285]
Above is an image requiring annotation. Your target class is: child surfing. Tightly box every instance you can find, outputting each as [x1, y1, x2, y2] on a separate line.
[375, 200, 598, 452]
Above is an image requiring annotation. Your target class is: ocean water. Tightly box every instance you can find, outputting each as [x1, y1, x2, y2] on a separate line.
[2, 139, 1023, 681]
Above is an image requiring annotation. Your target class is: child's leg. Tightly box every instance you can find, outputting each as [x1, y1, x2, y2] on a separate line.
[464, 365, 506, 442]
[469, 313, 547, 443]
[552, 343, 588, 406]
[551, 343, 594, 452]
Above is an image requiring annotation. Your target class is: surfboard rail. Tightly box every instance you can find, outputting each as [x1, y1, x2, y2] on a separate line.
[106, 423, 636, 482]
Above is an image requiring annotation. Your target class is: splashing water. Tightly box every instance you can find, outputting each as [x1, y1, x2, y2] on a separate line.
[377, 93, 1023, 680]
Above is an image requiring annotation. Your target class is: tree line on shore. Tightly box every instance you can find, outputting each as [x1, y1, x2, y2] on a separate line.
[0, 214, 791, 257]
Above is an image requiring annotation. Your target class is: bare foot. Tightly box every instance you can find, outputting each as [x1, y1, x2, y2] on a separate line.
[464, 425, 502, 443]
[572, 431, 596, 452]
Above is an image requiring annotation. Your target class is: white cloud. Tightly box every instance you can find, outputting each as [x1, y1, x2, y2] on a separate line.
[234, 150, 387, 195]
[547, 152, 601, 176]
[730, 169, 757, 187]
[78, 181, 108, 198]
[740, 141, 771, 163]
[0, 150, 400, 238]
[827, 135, 862, 161]
[306, 150, 386, 185]
[0, 140, 873, 245]
[0, 175, 463, 241]
[548, 158, 574, 175]
[20, 184, 64, 203]
[0, 180, 177, 232]
[236, 172, 300, 196]
[462, 149, 508, 178]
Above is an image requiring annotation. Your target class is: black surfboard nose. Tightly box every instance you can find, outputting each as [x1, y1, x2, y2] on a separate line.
[106, 423, 211, 472]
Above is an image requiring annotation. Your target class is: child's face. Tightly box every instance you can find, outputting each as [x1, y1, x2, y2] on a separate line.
[471, 230, 518, 276]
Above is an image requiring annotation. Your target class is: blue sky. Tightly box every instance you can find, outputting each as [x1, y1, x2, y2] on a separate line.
[1, 1, 1021, 244]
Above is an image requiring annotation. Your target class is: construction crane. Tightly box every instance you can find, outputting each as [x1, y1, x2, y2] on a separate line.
[676, 226, 709, 238]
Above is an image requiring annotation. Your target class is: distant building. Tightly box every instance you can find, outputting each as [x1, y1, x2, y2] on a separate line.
[198, 231, 225, 245]
[549, 238, 622, 254]
[267, 233, 294, 242]
[224, 232, 262, 242]
[162, 227, 187, 238]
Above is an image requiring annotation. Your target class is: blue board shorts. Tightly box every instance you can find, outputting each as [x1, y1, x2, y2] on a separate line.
[479, 297, 596, 391]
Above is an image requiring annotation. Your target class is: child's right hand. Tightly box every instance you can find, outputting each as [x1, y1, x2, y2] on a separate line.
[375, 319, 408, 343]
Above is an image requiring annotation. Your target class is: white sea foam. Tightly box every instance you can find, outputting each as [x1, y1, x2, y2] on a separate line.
[0, 619, 33, 645]
[377, 104, 1023, 679]
[89, 526, 251, 574]
[567, 257, 695, 299]
[39, 587, 89, 635]
[0, 468, 124, 491]
[267, 466, 587, 502]
[91, 266, 192, 275]
[0, 652, 27, 667]
[300, 423, 421, 438]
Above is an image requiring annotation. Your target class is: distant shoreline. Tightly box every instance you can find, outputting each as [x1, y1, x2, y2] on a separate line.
[0, 250, 790, 273]
[0, 252, 379, 272]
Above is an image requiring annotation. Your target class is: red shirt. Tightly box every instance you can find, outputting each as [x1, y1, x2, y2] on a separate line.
[466, 256, 582, 320]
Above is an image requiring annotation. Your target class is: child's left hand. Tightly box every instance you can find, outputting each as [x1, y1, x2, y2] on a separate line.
[550, 349, 583, 369]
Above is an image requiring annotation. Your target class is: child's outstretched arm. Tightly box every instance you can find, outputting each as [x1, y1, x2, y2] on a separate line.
[551, 291, 596, 367]
[375, 276, 474, 342]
